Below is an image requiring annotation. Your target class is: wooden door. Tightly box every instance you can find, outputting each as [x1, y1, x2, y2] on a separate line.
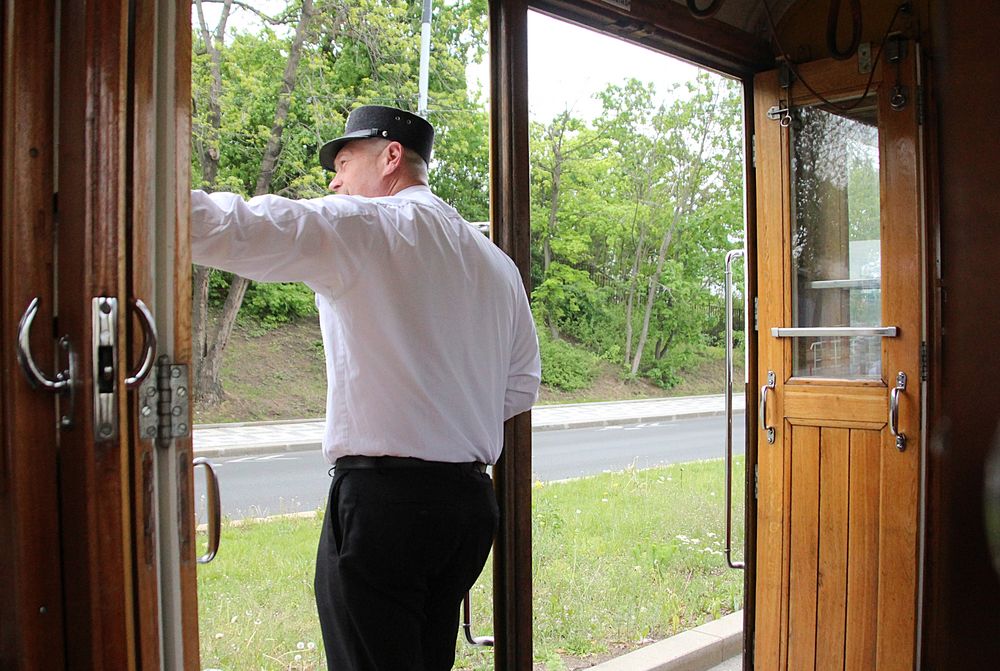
[0, 1, 197, 668]
[753, 49, 923, 670]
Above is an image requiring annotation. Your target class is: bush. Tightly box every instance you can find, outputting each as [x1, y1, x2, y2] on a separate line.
[539, 334, 599, 392]
[239, 281, 318, 330]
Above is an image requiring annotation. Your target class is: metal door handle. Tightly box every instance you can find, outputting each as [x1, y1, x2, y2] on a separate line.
[889, 371, 907, 451]
[759, 371, 776, 444]
[125, 298, 158, 388]
[194, 457, 222, 563]
[16, 297, 71, 392]
[462, 591, 494, 646]
[723, 249, 745, 570]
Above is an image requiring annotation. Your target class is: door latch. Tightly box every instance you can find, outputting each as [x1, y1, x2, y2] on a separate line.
[93, 297, 118, 441]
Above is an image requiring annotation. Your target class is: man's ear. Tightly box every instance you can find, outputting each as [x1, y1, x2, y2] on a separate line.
[382, 141, 405, 175]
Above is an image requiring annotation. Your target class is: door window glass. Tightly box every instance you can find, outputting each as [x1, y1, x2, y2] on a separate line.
[790, 97, 882, 379]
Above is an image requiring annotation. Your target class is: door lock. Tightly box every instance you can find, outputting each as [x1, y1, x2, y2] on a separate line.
[93, 297, 118, 441]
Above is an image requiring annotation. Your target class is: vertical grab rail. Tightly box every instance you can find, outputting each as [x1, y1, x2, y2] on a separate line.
[724, 250, 746, 570]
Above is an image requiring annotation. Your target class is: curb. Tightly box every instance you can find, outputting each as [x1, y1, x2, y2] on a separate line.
[587, 611, 742, 671]
[192, 408, 746, 458]
[532, 409, 742, 433]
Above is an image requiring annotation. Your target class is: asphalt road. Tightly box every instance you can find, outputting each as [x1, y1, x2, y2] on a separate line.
[194, 414, 746, 522]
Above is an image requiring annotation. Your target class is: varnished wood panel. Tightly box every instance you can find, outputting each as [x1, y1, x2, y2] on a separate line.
[56, 0, 135, 667]
[924, 2, 1000, 666]
[753, 67, 787, 671]
[490, 2, 533, 669]
[816, 428, 849, 671]
[128, 0, 161, 666]
[787, 425, 820, 669]
[845, 429, 880, 670]
[0, 1, 66, 668]
[784, 385, 888, 425]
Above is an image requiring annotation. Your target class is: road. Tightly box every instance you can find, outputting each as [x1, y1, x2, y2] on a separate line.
[194, 414, 746, 522]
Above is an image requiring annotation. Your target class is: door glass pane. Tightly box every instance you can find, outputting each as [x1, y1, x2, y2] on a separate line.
[790, 96, 881, 379]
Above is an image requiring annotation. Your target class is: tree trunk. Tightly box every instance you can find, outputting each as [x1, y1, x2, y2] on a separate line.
[193, 0, 316, 401]
[255, 0, 315, 196]
[196, 276, 250, 403]
[545, 150, 561, 340]
[624, 215, 647, 367]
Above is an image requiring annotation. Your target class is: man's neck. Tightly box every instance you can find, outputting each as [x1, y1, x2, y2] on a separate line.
[385, 177, 427, 196]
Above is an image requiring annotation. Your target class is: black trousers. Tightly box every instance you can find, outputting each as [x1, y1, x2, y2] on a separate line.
[314, 461, 499, 671]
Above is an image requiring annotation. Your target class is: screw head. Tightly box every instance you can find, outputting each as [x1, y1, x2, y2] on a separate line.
[141, 405, 152, 417]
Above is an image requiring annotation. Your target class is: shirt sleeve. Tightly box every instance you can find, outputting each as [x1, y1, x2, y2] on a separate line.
[504, 275, 541, 420]
[190, 190, 379, 296]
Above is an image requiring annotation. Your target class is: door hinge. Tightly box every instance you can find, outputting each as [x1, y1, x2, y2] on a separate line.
[754, 297, 759, 331]
[917, 85, 925, 126]
[139, 356, 190, 446]
[920, 341, 929, 381]
[751, 134, 757, 168]
[754, 463, 759, 500]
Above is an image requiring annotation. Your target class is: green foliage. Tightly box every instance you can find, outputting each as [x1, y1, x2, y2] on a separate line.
[537, 329, 599, 392]
[240, 282, 318, 330]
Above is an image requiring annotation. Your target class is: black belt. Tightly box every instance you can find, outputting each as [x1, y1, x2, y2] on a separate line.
[335, 455, 488, 474]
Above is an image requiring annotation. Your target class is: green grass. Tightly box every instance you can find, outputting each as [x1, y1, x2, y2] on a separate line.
[197, 458, 745, 670]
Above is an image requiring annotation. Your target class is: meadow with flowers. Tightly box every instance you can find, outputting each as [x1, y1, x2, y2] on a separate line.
[197, 457, 744, 670]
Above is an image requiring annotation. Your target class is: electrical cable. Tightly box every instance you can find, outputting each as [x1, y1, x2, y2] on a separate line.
[687, 0, 726, 20]
[826, 0, 863, 61]
[760, 0, 911, 114]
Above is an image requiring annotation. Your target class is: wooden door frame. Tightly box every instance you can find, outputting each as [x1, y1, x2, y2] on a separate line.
[0, 1, 66, 667]
[489, 1, 771, 667]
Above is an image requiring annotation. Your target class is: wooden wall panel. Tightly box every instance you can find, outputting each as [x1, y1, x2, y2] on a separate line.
[845, 429, 880, 670]
[787, 425, 820, 669]
[490, 1, 533, 669]
[815, 428, 849, 671]
[0, 1, 65, 668]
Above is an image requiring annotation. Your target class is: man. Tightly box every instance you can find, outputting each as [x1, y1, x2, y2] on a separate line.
[190, 105, 541, 670]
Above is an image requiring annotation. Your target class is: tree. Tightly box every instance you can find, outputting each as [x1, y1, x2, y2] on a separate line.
[190, 0, 489, 401]
[192, 0, 318, 402]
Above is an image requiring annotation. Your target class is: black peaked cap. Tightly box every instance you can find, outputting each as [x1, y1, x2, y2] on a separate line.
[319, 105, 434, 171]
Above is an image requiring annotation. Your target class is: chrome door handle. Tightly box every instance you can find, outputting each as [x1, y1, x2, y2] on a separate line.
[724, 249, 745, 570]
[16, 297, 71, 392]
[889, 371, 907, 451]
[759, 371, 776, 444]
[462, 591, 494, 647]
[194, 457, 222, 564]
[125, 298, 158, 388]
[16, 297, 77, 428]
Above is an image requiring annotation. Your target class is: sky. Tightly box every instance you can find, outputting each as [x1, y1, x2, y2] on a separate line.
[195, 3, 714, 122]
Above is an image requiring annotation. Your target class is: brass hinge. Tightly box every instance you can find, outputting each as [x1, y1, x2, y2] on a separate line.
[139, 356, 190, 446]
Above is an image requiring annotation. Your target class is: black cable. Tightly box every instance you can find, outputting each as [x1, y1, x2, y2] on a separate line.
[827, 0, 863, 61]
[687, 0, 726, 20]
[761, 0, 911, 114]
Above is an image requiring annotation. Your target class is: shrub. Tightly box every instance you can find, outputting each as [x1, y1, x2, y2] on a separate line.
[240, 281, 318, 330]
[539, 334, 599, 392]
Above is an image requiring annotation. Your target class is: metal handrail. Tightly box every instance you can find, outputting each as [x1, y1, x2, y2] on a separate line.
[724, 249, 745, 570]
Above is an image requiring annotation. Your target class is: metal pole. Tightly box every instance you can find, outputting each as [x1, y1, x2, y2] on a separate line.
[418, 0, 432, 117]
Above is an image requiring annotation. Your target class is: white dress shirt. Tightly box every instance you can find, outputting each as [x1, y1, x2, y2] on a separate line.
[191, 185, 540, 465]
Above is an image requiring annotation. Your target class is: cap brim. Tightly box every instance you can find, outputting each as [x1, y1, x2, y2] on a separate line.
[318, 129, 381, 171]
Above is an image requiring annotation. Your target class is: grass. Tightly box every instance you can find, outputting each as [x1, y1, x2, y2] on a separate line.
[197, 458, 745, 670]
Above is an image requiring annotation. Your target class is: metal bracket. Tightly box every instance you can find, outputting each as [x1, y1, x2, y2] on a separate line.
[858, 42, 872, 74]
[767, 105, 791, 127]
[92, 297, 118, 441]
[139, 356, 190, 446]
